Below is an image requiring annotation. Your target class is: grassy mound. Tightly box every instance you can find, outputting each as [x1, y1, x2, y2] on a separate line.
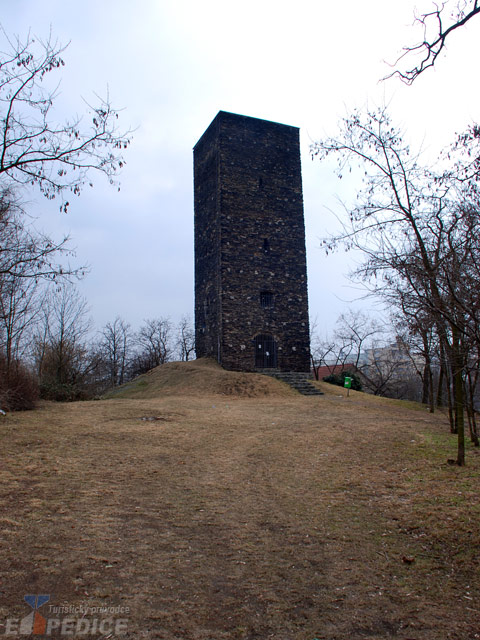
[105, 358, 297, 399]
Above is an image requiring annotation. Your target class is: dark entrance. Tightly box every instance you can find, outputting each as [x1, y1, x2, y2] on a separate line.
[254, 334, 277, 368]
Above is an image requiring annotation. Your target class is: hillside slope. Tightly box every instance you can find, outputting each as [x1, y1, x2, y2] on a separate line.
[106, 358, 298, 398]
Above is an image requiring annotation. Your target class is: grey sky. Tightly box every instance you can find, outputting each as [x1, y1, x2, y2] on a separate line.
[2, 0, 479, 335]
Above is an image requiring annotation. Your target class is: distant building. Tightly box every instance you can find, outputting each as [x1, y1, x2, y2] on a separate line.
[194, 111, 310, 372]
[363, 342, 420, 377]
[314, 364, 356, 380]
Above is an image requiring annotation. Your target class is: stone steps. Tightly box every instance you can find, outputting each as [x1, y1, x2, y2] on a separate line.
[259, 370, 324, 396]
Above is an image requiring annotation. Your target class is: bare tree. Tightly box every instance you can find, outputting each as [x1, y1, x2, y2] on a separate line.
[131, 318, 172, 376]
[310, 311, 386, 384]
[0, 25, 129, 407]
[99, 317, 132, 387]
[176, 315, 195, 362]
[311, 107, 480, 464]
[309, 315, 339, 379]
[386, 0, 480, 84]
[33, 283, 94, 399]
[334, 310, 383, 371]
[394, 314, 438, 411]
[0, 188, 84, 407]
[464, 335, 480, 446]
[0, 273, 41, 373]
[360, 339, 420, 398]
[310, 341, 335, 380]
[0, 189, 80, 281]
[0, 29, 130, 209]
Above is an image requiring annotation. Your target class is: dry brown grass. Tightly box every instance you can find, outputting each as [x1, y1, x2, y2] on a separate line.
[1, 359, 479, 639]
[106, 359, 296, 400]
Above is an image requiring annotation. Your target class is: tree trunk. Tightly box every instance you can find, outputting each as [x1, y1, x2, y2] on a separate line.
[452, 326, 465, 465]
[428, 365, 434, 413]
[421, 363, 429, 405]
[421, 328, 434, 411]
[465, 371, 479, 447]
[436, 365, 444, 408]
[444, 364, 456, 433]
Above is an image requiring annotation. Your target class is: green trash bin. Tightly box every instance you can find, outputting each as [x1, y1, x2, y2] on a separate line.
[344, 376, 352, 389]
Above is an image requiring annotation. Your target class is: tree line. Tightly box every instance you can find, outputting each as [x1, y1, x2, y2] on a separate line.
[311, 109, 480, 466]
[0, 29, 132, 409]
[308, 1, 480, 466]
[311, 308, 480, 424]
[311, 310, 423, 400]
[0, 262, 195, 409]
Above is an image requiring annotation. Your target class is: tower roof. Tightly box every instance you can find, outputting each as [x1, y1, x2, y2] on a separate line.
[193, 110, 299, 151]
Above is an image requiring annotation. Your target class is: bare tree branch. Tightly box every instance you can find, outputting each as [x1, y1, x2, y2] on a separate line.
[385, 0, 480, 84]
[0, 29, 131, 210]
[0, 188, 84, 281]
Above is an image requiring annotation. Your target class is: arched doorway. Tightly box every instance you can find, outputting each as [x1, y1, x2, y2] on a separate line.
[254, 334, 277, 368]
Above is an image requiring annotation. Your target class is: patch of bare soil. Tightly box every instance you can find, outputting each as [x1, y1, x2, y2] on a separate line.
[0, 362, 479, 639]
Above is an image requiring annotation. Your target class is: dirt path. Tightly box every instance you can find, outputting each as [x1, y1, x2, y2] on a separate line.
[1, 385, 479, 639]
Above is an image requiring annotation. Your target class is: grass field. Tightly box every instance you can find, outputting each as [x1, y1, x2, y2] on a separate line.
[1, 359, 479, 639]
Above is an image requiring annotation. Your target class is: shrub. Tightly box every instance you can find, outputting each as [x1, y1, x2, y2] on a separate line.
[323, 369, 363, 391]
[0, 357, 39, 411]
[39, 381, 89, 402]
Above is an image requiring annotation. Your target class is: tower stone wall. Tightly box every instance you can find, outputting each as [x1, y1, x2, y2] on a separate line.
[194, 111, 310, 372]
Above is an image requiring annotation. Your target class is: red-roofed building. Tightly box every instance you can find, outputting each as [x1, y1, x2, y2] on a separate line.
[313, 364, 356, 380]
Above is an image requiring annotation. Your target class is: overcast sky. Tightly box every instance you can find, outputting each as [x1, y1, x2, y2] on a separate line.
[2, 0, 480, 337]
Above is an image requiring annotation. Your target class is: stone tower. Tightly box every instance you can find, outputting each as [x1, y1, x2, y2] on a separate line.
[194, 111, 310, 372]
